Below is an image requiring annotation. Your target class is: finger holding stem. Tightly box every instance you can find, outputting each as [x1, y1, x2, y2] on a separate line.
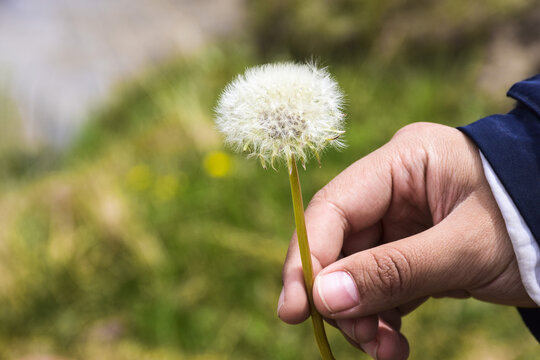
[288, 155, 335, 360]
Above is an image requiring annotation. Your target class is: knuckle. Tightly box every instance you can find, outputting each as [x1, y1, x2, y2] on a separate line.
[310, 181, 340, 208]
[367, 248, 412, 300]
[308, 185, 349, 233]
[391, 122, 433, 140]
[308, 186, 328, 208]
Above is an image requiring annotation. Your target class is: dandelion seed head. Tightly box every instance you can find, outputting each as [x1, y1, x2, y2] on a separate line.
[214, 62, 345, 169]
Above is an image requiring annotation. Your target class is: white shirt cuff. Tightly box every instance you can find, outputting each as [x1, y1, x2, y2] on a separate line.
[480, 151, 540, 306]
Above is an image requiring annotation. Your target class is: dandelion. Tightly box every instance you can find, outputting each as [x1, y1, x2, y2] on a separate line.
[215, 62, 345, 360]
[203, 151, 232, 178]
[215, 62, 345, 171]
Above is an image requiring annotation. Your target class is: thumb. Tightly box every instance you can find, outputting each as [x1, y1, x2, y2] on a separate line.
[312, 205, 485, 319]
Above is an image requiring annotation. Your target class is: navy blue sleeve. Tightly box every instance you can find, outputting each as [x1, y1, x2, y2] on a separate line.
[458, 74, 540, 343]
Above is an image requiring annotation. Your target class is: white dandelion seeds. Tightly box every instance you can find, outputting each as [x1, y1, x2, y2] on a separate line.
[214, 62, 345, 170]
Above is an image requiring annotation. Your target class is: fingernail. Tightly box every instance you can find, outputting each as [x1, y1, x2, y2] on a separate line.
[336, 319, 355, 341]
[277, 288, 285, 318]
[316, 271, 359, 313]
[360, 340, 379, 359]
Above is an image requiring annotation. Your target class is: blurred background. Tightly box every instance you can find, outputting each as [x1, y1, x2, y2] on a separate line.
[0, 0, 539, 359]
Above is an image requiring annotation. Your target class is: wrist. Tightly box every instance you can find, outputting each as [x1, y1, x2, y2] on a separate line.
[479, 151, 540, 306]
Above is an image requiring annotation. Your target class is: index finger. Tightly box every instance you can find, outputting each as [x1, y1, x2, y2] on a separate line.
[278, 145, 394, 324]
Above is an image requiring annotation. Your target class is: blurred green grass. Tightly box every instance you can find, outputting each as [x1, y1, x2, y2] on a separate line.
[0, 26, 538, 360]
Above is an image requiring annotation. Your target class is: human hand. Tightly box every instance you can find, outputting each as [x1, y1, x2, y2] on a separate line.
[277, 123, 535, 359]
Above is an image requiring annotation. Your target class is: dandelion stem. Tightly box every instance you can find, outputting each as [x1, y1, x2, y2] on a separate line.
[288, 156, 335, 360]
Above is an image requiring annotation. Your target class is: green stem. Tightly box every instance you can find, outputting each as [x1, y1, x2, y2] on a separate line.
[288, 156, 335, 360]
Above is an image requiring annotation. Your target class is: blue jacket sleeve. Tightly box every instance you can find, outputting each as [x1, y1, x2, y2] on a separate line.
[458, 74, 540, 343]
